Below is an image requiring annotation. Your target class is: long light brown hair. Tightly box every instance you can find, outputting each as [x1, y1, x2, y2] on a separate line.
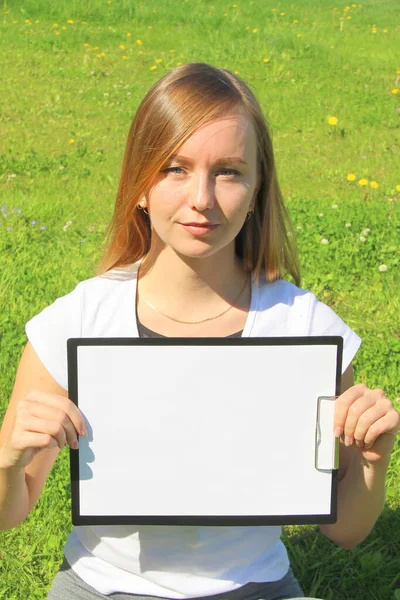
[98, 63, 300, 285]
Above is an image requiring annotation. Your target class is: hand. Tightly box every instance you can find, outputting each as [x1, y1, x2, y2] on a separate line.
[1, 391, 87, 469]
[334, 384, 400, 464]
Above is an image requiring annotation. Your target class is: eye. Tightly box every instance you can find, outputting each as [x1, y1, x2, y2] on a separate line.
[162, 166, 185, 175]
[217, 168, 241, 177]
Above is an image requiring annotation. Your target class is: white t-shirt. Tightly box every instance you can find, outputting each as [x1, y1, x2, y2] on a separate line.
[25, 264, 361, 599]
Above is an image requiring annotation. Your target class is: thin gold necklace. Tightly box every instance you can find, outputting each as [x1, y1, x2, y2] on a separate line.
[141, 275, 250, 325]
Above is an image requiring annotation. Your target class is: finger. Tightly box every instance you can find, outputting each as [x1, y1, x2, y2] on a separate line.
[343, 395, 378, 445]
[14, 431, 60, 452]
[26, 391, 87, 436]
[18, 415, 68, 450]
[364, 410, 400, 448]
[352, 402, 393, 447]
[334, 383, 369, 437]
[23, 402, 80, 449]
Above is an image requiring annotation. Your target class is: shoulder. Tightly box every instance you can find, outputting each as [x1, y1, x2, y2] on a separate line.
[255, 276, 315, 312]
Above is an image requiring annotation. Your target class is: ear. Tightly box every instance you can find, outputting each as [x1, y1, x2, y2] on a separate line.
[138, 198, 148, 209]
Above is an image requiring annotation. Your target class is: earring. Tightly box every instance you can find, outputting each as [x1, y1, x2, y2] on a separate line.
[137, 204, 149, 215]
[245, 208, 254, 222]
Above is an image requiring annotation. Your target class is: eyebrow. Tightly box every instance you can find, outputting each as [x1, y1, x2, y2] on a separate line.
[168, 155, 248, 166]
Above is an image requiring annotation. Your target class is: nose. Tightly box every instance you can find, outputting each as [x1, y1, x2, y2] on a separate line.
[189, 173, 215, 211]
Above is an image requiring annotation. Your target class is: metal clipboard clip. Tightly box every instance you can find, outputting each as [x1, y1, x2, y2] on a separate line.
[315, 396, 339, 472]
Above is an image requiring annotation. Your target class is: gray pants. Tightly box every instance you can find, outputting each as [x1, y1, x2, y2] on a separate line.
[47, 557, 304, 600]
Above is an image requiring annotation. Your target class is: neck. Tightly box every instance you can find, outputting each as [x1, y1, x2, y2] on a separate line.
[138, 244, 250, 322]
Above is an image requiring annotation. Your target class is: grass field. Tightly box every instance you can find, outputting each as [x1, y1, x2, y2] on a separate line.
[0, 0, 399, 598]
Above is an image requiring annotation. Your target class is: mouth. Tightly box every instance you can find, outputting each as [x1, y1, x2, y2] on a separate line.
[180, 223, 219, 235]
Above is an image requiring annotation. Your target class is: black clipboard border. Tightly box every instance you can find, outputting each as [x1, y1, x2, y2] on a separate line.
[67, 336, 342, 526]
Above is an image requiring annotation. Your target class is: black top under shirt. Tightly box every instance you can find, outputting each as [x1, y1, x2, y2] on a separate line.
[137, 320, 243, 339]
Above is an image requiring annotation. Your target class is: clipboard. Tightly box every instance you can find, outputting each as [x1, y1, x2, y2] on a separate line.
[67, 336, 342, 526]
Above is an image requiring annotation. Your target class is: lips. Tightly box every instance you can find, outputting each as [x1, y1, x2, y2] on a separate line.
[180, 223, 219, 236]
[182, 222, 217, 227]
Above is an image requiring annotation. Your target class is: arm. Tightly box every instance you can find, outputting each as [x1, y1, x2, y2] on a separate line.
[0, 342, 86, 530]
[319, 364, 400, 549]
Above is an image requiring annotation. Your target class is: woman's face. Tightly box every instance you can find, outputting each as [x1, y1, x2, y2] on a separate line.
[142, 112, 259, 261]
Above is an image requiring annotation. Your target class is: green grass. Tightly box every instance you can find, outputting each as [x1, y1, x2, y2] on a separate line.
[0, 0, 399, 598]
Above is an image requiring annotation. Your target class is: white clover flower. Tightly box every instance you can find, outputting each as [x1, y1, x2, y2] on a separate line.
[296, 225, 303, 230]
[63, 220, 73, 232]
[362, 228, 371, 235]
[378, 264, 388, 272]
[359, 235, 366, 242]
[318, 213, 324, 217]
[320, 238, 329, 245]
[345, 222, 351, 227]
[332, 204, 338, 209]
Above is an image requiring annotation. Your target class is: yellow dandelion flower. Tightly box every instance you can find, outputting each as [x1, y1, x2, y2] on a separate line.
[176, 61, 182, 66]
[180, 53, 185, 58]
[150, 65, 157, 70]
[62, 26, 67, 30]
[53, 23, 59, 27]
[383, 29, 388, 32]
[68, 20, 74, 24]
[127, 32, 132, 36]
[280, 12, 285, 16]
[100, 52, 106, 57]
[396, 184, 400, 192]
[55, 31, 60, 35]
[297, 33, 302, 37]
[148, 25, 153, 29]
[272, 8, 277, 12]
[122, 55, 128, 60]
[138, 50, 143, 54]
[392, 88, 399, 94]
[330, 45, 334, 48]
[224, 13, 228, 16]
[82, 21, 87, 25]
[36, 20, 40, 24]
[119, 44, 125, 49]
[293, 19, 298, 23]
[25, 19, 31, 23]
[253, 28, 258, 33]
[397, 69, 400, 74]
[96, 54, 102, 58]
[347, 15, 351, 19]
[245, 26, 250, 30]
[234, 71, 239, 74]
[358, 178, 368, 186]
[372, 27, 377, 33]
[69, 139, 75, 144]
[328, 116, 338, 125]
[170, 49, 175, 52]
[370, 181, 379, 188]
[136, 39, 143, 45]
[347, 173, 356, 181]
[263, 57, 270, 63]
[93, 46, 99, 50]
[233, 4, 237, 7]
[352, 2, 357, 6]
[156, 58, 162, 63]
[83, 43, 90, 47]
[13, 20, 17, 24]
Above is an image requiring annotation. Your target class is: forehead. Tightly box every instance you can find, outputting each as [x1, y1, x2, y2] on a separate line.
[176, 113, 257, 161]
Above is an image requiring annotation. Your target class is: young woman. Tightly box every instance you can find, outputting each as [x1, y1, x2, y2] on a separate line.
[0, 63, 398, 600]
